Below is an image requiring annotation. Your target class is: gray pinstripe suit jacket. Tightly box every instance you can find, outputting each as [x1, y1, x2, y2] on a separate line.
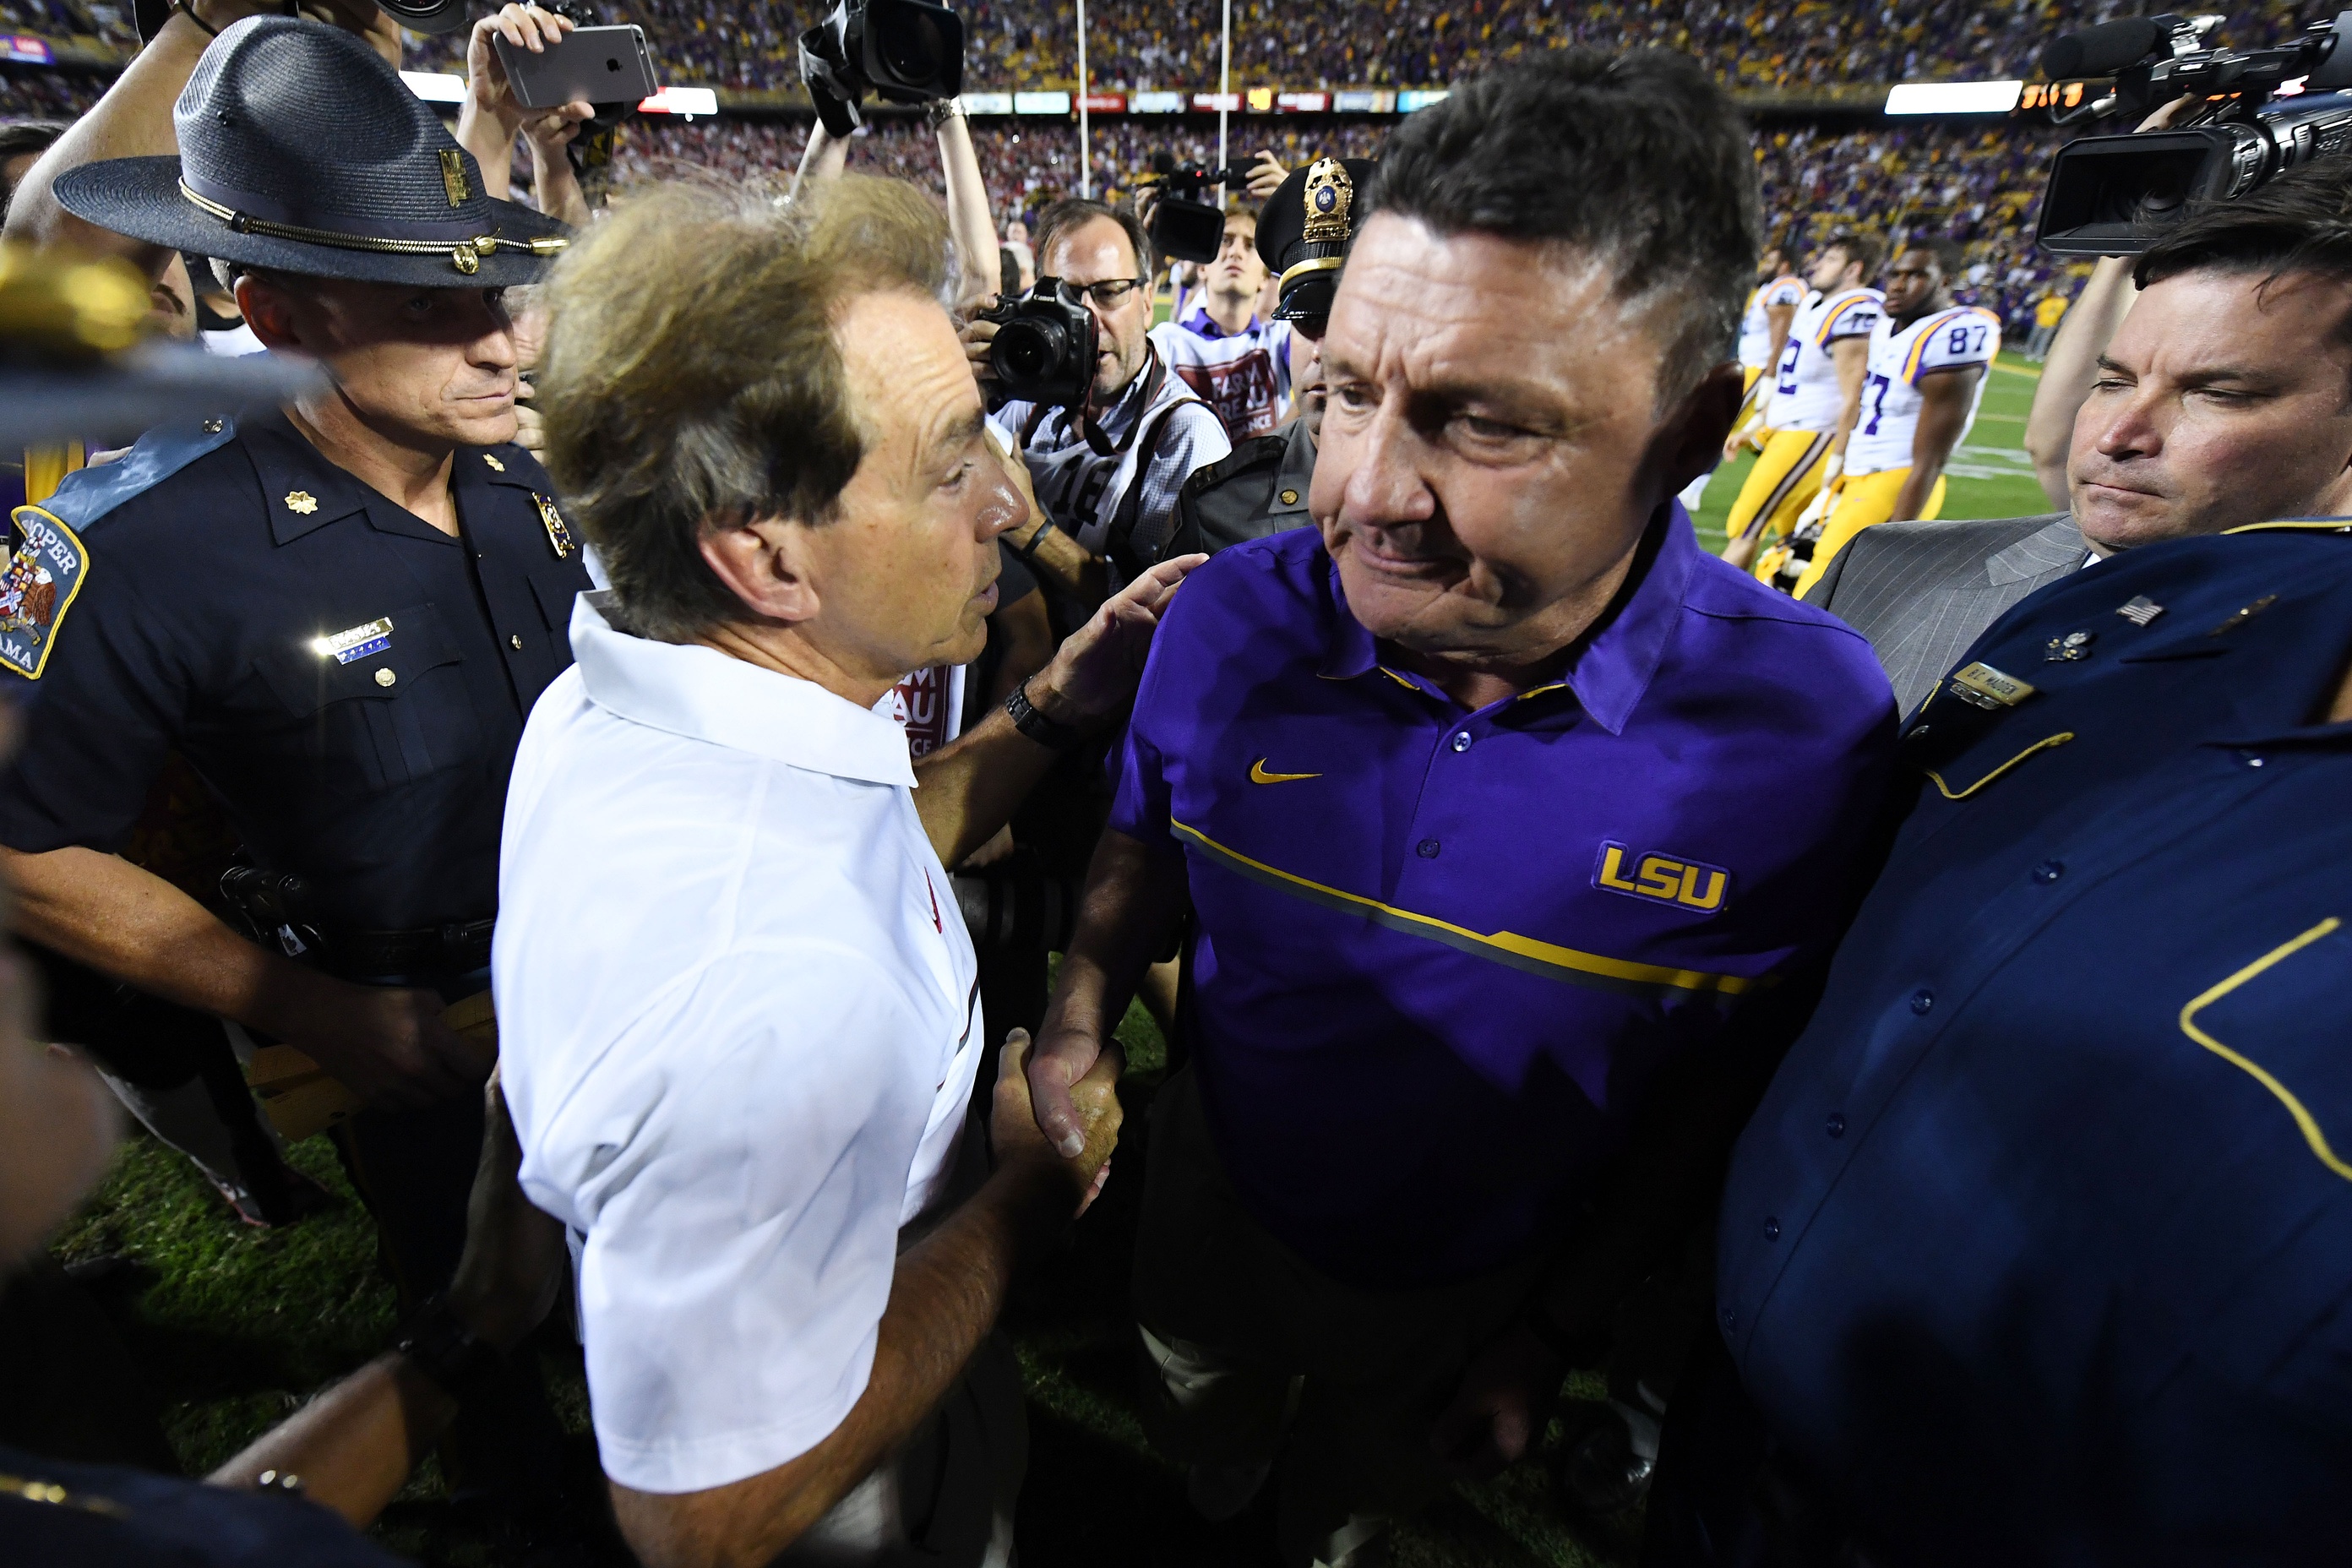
[1800, 513, 2086, 717]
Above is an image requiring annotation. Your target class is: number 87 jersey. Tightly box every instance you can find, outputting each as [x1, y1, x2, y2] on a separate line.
[1845, 305, 2002, 477]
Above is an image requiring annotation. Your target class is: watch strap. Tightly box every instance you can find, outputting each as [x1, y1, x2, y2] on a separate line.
[1005, 678, 1086, 751]
[394, 1291, 506, 1404]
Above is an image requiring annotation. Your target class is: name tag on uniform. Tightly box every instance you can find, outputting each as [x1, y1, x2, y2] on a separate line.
[312, 617, 393, 664]
[1947, 662, 2037, 710]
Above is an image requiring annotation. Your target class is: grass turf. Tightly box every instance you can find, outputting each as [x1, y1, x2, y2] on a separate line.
[40, 354, 2048, 1566]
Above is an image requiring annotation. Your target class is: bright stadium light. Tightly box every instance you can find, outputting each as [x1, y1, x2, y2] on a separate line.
[640, 87, 718, 115]
[1885, 80, 2026, 115]
[400, 71, 466, 103]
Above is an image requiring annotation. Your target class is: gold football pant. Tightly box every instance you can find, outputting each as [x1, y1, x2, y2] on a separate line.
[1790, 466, 1948, 599]
[1723, 427, 1831, 548]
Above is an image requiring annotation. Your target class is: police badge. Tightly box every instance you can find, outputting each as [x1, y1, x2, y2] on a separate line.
[1302, 156, 1353, 244]
[0, 506, 90, 680]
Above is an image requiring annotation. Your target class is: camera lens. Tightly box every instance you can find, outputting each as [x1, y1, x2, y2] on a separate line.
[879, 9, 947, 79]
[994, 320, 1064, 383]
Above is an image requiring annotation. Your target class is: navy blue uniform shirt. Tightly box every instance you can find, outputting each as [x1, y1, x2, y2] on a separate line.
[1715, 523, 2352, 1563]
[0, 410, 591, 933]
[0, 1442, 405, 1565]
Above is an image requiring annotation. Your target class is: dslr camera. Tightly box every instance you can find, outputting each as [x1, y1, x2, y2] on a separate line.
[2038, 9, 2352, 253]
[977, 280, 1100, 408]
[1139, 154, 1251, 263]
[798, 0, 965, 138]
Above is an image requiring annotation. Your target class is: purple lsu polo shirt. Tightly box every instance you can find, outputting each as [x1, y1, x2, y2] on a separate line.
[1111, 509, 1897, 1288]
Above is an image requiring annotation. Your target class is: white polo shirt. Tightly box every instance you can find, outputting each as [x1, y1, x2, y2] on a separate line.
[494, 592, 983, 1495]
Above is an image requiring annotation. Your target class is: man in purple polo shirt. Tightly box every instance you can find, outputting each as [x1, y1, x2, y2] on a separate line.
[1031, 55, 1897, 1568]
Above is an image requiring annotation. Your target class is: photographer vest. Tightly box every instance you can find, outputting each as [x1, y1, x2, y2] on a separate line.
[998, 345, 1215, 581]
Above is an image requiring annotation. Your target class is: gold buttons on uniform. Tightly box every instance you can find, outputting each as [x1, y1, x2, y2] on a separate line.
[374, 667, 396, 687]
[1279, 488, 1299, 505]
[509, 634, 523, 650]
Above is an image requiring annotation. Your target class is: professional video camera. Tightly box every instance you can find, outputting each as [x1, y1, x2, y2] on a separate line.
[2037, 10, 2352, 254]
[798, 0, 965, 138]
[977, 279, 1099, 408]
[1139, 153, 1251, 263]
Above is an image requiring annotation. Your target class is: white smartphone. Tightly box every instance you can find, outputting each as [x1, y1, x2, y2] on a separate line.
[494, 24, 658, 110]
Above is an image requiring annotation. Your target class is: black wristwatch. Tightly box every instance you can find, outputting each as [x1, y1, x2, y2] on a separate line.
[1010, 519, 1057, 564]
[394, 1290, 507, 1404]
[1005, 678, 1086, 751]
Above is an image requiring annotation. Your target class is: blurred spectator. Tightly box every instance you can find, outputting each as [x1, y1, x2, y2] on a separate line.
[2025, 286, 2069, 359]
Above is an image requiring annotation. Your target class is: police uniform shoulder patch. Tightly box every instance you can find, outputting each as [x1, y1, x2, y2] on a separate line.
[0, 506, 91, 680]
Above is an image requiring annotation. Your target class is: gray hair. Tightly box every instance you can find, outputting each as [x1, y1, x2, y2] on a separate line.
[536, 174, 951, 641]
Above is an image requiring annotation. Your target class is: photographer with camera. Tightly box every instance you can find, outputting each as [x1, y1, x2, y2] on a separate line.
[964, 199, 1233, 607]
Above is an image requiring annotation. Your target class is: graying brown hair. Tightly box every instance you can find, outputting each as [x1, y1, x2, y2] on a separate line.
[536, 174, 951, 641]
[1370, 52, 1762, 410]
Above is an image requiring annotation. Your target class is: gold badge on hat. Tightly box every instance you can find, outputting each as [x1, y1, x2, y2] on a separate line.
[439, 149, 471, 208]
[535, 493, 574, 560]
[1302, 157, 1353, 244]
[284, 491, 318, 515]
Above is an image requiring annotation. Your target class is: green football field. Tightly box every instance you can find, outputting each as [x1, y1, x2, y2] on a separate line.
[34, 354, 2054, 1568]
[1688, 350, 2052, 552]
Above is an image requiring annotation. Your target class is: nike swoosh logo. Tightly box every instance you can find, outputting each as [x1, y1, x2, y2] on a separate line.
[1250, 758, 1322, 784]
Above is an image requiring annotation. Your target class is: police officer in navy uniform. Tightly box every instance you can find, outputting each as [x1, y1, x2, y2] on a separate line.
[1156, 157, 1379, 566]
[0, 14, 584, 1340]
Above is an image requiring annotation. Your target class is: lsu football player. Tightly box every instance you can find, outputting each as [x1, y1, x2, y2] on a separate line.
[1723, 232, 1882, 573]
[1785, 241, 1998, 596]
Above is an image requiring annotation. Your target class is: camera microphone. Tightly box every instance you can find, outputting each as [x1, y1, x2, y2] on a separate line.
[2042, 16, 2170, 80]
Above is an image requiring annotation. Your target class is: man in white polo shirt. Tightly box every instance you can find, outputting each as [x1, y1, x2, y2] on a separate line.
[497, 177, 1191, 1567]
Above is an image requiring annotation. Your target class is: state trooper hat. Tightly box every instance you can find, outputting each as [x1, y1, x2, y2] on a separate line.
[55, 15, 568, 289]
[1254, 155, 1377, 326]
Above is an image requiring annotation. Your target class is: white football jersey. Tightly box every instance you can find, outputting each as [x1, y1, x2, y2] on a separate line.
[1736, 274, 1808, 372]
[1845, 304, 2001, 476]
[1765, 286, 1883, 433]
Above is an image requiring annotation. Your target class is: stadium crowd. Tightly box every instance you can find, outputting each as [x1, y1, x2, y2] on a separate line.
[392, 0, 2342, 90]
[607, 115, 2076, 336]
[7, 3, 2352, 1568]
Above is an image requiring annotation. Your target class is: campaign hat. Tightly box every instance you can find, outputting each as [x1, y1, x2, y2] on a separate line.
[55, 15, 567, 290]
[1254, 155, 1377, 326]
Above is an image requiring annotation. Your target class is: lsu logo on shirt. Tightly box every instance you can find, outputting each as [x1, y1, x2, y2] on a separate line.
[1592, 841, 1729, 914]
